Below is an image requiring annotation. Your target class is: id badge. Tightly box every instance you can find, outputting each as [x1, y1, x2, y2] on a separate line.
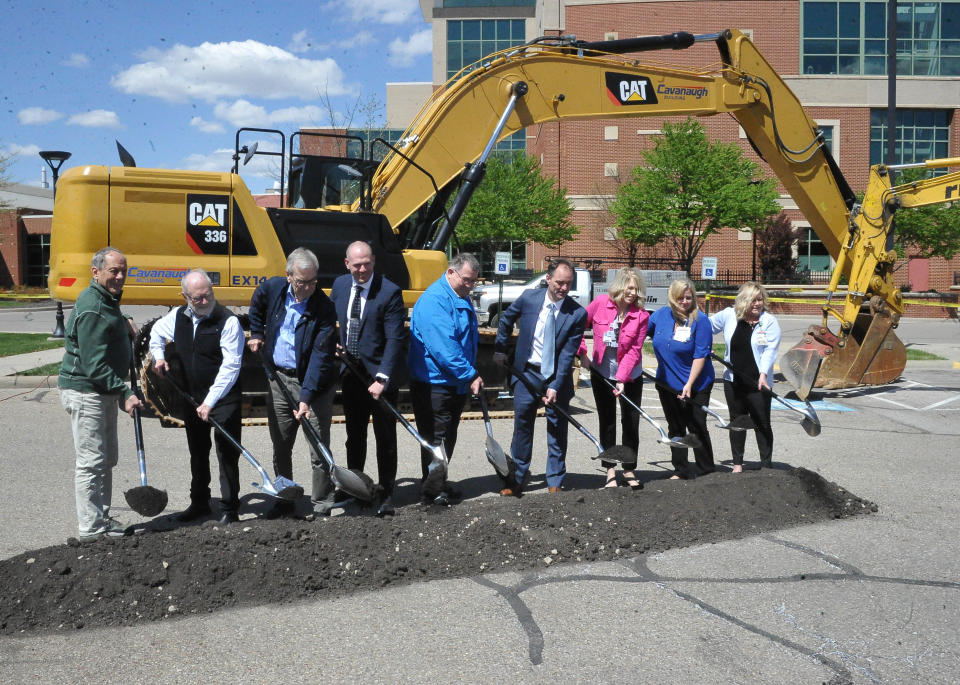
[756, 330, 767, 346]
[603, 329, 618, 347]
[673, 325, 691, 343]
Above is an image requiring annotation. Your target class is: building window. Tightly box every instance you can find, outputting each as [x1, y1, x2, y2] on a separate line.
[447, 19, 526, 80]
[796, 226, 832, 272]
[801, 1, 960, 76]
[345, 128, 405, 161]
[25, 233, 51, 287]
[869, 109, 951, 167]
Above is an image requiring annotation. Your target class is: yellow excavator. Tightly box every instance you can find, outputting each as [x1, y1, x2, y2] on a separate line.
[47, 28, 957, 416]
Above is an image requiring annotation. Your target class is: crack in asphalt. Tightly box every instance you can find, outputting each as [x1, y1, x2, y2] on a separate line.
[471, 536, 960, 680]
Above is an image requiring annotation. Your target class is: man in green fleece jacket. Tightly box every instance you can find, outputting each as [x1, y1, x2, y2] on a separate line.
[59, 246, 143, 541]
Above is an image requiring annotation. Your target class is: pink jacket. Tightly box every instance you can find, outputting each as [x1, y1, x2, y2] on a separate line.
[577, 294, 650, 383]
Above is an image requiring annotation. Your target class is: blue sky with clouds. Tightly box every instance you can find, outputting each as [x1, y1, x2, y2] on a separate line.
[2, 0, 433, 192]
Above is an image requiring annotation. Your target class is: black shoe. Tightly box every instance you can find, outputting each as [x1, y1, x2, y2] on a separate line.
[444, 482, 463, 500]
[176, 502, 211, 522]
[431, 491, 451, 506]
[376, 494, 395, 517]
[218, 511, 239, 525]
[264, 500, 295, 519]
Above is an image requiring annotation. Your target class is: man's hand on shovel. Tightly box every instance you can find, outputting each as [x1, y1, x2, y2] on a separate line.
[123, 394, 142, 417]
[294, 402, 312, 420]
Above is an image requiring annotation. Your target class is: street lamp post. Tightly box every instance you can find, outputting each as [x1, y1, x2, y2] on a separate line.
[40, 150, 71, 339]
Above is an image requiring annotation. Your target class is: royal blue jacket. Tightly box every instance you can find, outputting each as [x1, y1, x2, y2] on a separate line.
[248, 276, 337, 403]
[647, 305, 715, 393]
[407, 275, 478, 393]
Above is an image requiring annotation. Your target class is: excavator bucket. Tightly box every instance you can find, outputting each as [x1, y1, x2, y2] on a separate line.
[781, 298, 906, 400]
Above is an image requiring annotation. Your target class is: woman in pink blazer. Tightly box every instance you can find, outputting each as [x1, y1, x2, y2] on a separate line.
[578, 268, 650, 490]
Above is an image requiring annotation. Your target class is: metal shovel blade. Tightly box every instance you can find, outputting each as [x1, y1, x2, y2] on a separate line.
[485, 435, 512, 478]
[332, 466, 377, 502]
[422, 450, 448, 499]
[591, 444, 637, 464]
[727, 415, 756, 431]
[659, 433, 702, 450]
[124, 485, 169, 517]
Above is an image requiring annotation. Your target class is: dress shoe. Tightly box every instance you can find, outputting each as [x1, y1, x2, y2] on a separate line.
[264, 500, 295, 519]
[548, 486, 562, 493]
[376, 494, 395, 517]
[175, 503, 211, 522]
[218, 511, 239, 525]
[499, 486, 520, 497]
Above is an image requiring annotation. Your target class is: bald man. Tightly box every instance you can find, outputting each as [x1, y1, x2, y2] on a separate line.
[150, 269, 245, 525]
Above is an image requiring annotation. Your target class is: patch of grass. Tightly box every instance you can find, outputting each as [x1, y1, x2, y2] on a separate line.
[0, 333, 65, 358]
[905, 348, 945, 361]
[16, 362, 61, 377]
[640, 342, 726, 357]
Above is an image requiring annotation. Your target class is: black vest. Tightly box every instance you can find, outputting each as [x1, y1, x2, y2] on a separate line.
[173, 304, 241, 406]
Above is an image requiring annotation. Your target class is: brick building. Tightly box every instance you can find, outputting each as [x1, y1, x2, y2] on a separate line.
[0, 183, 54, 288]
[391, 0, 960, 289]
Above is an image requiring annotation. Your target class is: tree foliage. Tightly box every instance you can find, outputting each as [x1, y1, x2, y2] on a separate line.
[756, 212, 799, 280]
[610, 119, 781, 273]
[455, 152, 577, 264]
[889, 167, 960, 260]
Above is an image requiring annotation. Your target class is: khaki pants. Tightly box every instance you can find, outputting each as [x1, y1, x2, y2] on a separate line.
[61, 388, 120, 536]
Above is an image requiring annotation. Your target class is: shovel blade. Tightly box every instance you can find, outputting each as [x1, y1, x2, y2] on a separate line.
[485, 436, 512, 478]
[660, 433, 702, 450]
[728, 415, 756, 430]
[592, 445, 636, 464]
[267, 476, 304, 501]
[422, 455, 447, 498]
[124, 485, 168, 517]
[332, 466, 377, 502]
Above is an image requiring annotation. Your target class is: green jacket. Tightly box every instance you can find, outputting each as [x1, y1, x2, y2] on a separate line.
[58, 280, 134, 401]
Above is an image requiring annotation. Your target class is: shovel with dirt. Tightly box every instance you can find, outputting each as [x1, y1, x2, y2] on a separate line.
[258, 351, 376, 503]
[123, 351, 169, 517]
[505, 366, 636, 464]
[338, 349, 449, 499]
[165, 376, 304, 500]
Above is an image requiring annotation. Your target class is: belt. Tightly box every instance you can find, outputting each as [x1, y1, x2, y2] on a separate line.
[276, 367, 297, 376]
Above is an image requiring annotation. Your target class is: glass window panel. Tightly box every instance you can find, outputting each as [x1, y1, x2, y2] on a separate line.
[865, 2, 887, 37]
[913, 2, 940, 39]
[804, 38, 838, 52]
[913, 57, 935, 73]
[496, 19, 511, 38]
[804, 55, 837, 73]
[943, 40, 960, 54]
[448, 21, 461, 41]
[864, 38, 886, 54]
[864, 55, 886, 73]
[838, 55, 860, 72]
[902, 109, 916, 127]
[839, 39, 860, 53]
[819, 125, 834, 155]
[896, 5, 913, 39]
[511, 20, 525, 38]
[448, 50, 461, 73]
[462, 20, 481, 40]
[462, 42, 481, 65]
[944, 4, 960, 38]
[914, 39, 937, 53]
[839, 2, 860, 36]
[870, 140, 884, 165]
[916, 110, 935, 127]
[481, 41, 496, 57]
[482, 20, 496, 40]
[805, 2, 838, 37]
[896, 55, 913, 73]
[941, 55, 960, 73]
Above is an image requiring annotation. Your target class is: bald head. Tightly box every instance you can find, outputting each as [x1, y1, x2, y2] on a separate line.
[181, 269, 216, 316]
[345, 241, 375, 285]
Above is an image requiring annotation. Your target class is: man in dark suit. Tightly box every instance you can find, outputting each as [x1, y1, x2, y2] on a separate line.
[331, 241, 407, 516]
[247, 248, 337, 519]
[494, 259, 587, 496]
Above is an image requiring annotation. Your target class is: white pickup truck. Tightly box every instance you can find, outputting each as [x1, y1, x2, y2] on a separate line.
[471, 268, 686, 327]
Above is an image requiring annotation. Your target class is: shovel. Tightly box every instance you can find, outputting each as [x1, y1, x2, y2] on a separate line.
[711, 353, 821, 437]
[477, 390, 515, 479]
[259, 351, 376, 502]
[505, 366, 635, 464]
[164, 375, 304, 500]
[636, 368, 753, 433]
[592, 373, 704, 448]
[338, 350, 449, 498]
[123, 351, 169, 517]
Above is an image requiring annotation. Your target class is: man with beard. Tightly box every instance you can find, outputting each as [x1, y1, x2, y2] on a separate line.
[150, 269, 245, 524]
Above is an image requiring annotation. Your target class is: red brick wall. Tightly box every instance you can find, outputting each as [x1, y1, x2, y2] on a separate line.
[0, 211, 24, 287]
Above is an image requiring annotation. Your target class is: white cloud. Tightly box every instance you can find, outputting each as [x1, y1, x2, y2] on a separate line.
[288, 30, 311, 53]
[67, 110, 122, 128]
[63, 53, 90, 68]
[189, 116, 225, 134]
[388, 29, 432, 67]
[212, 99, 326, 128]
[335, 0, 419, 25]
[111, 40, 347, 103]
[182, 141, 279, 180]
[18, 107, 63, 125]
[5, 143, 41, 157]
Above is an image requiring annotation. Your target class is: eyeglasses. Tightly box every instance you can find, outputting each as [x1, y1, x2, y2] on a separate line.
[453, 270, 477, 287]
[184, 292, 212, 304]
[291, 277, 318, 288]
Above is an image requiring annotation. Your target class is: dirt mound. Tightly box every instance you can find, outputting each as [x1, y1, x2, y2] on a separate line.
[0, 467, 874, 635]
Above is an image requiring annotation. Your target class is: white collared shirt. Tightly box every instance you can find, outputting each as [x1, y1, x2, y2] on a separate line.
[528, 295, 563, 365]
[148, 305, 244, 408]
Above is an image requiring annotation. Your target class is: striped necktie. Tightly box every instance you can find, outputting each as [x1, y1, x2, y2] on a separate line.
[347, 285, 362, 357]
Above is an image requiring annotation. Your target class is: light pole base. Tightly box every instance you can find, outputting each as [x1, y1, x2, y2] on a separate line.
[50, 301, 65, 339]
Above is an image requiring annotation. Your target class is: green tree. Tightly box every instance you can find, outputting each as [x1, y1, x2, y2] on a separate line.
[610, 119, 780, 274]
[890, 167, 960, 261]
[455, 152, 577, 266]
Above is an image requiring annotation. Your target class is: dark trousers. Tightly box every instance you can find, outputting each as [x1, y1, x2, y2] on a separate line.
[723, 380, 773, 464]
[510, 367, 574, 490]
[590, 369, 641, 470]
[656, 385, 714, 478]
[342, 369, 399, 493]
[410, 380, 467, 480]
[183, 401, 241, 512]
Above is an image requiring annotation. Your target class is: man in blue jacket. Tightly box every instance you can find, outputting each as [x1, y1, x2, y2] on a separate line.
[408, 252, 482, 505]
[247, 248, 337, 518]
[494, 259, 587, 496]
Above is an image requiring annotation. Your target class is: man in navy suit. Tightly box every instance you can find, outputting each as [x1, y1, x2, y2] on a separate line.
[494, 259, 586, 495]
[331, 241, 407, 516]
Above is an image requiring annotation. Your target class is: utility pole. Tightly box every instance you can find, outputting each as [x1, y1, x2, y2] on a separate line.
[39, 150, 71, 339]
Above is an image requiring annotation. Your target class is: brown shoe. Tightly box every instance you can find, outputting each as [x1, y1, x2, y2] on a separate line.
[548, 486, 562, 493]
[499, 487, 520, 497]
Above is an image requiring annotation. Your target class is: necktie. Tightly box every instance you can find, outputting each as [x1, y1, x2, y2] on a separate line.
[541, 303, 556, 378]
[347, 285, 362, 357]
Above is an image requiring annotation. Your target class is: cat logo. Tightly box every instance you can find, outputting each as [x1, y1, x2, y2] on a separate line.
[185, 194, 230, 255]
[605, 72, 658, 107]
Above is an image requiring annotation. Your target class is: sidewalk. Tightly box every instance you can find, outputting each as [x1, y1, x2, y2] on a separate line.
[0, 347, 64, 387]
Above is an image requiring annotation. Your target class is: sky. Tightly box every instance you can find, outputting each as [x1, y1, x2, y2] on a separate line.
[1, 0, 433, 193]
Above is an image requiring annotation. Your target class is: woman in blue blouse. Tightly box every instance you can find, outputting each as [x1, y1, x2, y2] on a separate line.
[648, 278, 715, 479]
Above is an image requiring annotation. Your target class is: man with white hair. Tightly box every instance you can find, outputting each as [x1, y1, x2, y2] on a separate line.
[248, 247, 338, 518]
[150, 269, 245, 524]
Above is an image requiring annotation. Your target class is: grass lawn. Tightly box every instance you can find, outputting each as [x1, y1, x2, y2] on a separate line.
[0, 332, 64, 358]
[16, 362, 61, 376]
[905, 348, 945, 360]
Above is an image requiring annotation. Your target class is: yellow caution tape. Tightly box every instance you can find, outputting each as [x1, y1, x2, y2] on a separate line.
[704, 293, 960, 308]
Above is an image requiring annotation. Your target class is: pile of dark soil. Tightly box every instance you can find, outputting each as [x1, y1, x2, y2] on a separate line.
[0, 467, 874, 635]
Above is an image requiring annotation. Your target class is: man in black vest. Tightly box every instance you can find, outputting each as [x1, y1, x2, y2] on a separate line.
[149, 269, 245, 524]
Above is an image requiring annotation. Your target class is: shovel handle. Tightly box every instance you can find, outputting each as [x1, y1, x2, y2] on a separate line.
[128, 345, 150, 487]
[593, 373, 679, 440]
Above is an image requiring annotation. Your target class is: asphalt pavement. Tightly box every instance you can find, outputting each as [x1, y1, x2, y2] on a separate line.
[1, 304, 959, 682]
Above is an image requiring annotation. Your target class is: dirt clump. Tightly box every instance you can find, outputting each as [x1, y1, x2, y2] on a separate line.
[0, 467, 875, 635]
